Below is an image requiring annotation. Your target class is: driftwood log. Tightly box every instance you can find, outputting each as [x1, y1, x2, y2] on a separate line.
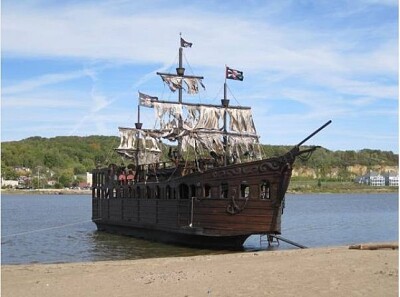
[349, 243, 398, 250]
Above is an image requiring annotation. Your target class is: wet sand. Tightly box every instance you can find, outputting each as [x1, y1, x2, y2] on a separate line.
[2, 244, 398, 297]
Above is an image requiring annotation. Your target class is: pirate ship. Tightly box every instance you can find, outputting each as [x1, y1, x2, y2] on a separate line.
[91, 37, 331, 249]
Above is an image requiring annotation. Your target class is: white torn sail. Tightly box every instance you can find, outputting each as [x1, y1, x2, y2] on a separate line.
[116, 99, 262, 163]
[116, 39, 262, 165]
[116, 128, 162, 165]
[159, 74, 205, 95]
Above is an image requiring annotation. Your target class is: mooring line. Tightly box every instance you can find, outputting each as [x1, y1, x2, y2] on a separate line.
[1, 218, 101, 239]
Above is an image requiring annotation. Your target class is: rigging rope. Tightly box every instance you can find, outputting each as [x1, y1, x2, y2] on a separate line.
[104, 136, 120, 166]
[225, 84, 242, 107]
[182, 53, 207, 102]
[1, 218, 101, 239]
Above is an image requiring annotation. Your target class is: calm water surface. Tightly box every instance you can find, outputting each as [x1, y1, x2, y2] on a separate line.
[1, 193, 398, 264]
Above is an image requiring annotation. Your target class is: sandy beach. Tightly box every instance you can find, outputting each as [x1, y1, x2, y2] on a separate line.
[2, 244, 398, 297]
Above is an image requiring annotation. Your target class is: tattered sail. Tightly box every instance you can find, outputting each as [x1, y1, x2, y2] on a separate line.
[159, 74, 205, 95]
[116, 36, 262, 165]
[117, 98, 262, 163]
[150, 102, 258, 135]
[160, 74, 182, 92]
[116, 127, 162, 165]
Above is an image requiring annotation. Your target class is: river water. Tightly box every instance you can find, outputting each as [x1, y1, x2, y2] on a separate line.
[1, 193, 398, 264]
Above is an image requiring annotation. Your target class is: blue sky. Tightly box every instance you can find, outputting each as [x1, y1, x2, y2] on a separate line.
[2, 0, 398, 153]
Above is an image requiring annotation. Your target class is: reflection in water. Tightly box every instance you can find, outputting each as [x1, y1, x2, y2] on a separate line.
[87, 231, 227, 262]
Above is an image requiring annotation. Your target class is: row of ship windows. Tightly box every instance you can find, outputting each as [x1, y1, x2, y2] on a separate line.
[99, 181, 272, 200]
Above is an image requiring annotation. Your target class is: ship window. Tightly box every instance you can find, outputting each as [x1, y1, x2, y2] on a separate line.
[179, 184, 189, 199]
[240, 182, 250, 198]
[112, 188, 117, 199]
[132, 187, 136, 198]
[260, 180, 270, 199]
[166, 186, 171, 199]
[133, 187, 137, 198]
[137, 186, 141, 198]
[146, 186, 151, 199]
[128, 186, 133, 198]
[204, 184, 211, 198]
[220, 182, 228, 199]
[190, 185, 196, 198]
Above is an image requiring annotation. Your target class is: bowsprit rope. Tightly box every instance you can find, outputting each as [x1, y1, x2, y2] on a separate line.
[1, 218, 101, 239]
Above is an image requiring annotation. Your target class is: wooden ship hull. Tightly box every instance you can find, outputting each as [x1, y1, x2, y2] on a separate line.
[92, 154, 294, 250]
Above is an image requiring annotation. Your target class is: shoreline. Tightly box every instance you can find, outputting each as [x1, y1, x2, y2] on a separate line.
[2, 243, 398, 297]
[2, 188, 398, 196]
[288, 186, 398, 194]
[1, 188, 92, 195]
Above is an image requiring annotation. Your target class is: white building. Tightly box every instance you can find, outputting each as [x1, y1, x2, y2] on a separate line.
[369, 173, 385, 186]
[1, 178, 19, 188]
[356, 171, 386, 187]
[386, 172, 399, 187]
[86, 172, 93, 187]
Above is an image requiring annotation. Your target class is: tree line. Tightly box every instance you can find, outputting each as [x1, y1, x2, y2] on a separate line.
[1, 136, 398, 187]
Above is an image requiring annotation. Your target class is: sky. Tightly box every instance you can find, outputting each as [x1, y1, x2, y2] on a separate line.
[2, 0, 399, 153]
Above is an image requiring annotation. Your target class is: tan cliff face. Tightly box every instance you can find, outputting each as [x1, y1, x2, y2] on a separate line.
[292, 165, 399, 179]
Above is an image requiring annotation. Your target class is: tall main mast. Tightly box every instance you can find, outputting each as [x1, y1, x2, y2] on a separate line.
[176, 45, 185, 156]
[156, 36, 203, 159]
[222, 81, 229, 166]
[177, 46, 184, 103]
[117, 39, 261, 166]
[135, 104, 142, 167]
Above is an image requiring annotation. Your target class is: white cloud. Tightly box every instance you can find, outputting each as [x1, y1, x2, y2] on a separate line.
[3, 1, 397, 77]
[2, 70, 88, 95]
[2, 91, 89, 109]
[1, 0, 398, 151]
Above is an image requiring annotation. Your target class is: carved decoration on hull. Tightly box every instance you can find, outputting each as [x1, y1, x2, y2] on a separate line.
[212, 159, 286, 178]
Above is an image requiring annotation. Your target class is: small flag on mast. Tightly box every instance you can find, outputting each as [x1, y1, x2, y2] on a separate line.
[138, 92, 158, 108]
[226, 66, 244, 81]
[180, 37, 193, 48]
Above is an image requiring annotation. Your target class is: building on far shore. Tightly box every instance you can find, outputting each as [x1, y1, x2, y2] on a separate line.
[1, 178, 19, 188]
[86, 172, 92, 187]
[387, 172, 399, 187]
[355, 171, 399, 187]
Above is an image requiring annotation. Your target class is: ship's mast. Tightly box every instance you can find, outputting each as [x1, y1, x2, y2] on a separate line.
[222, 81, 229, 166]
[135, 104, 142, 168]
[177, 46, 184, 103]
[121, 40, 256, 167]
[156, 36, 203, 160]
[176, 45, 185, 157]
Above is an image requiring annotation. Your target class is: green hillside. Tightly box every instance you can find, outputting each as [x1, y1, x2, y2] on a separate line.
[1, 136, 398, 187]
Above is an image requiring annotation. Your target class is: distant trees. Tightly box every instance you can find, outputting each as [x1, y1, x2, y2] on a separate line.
[1, 136, 398, 186]
[2, 165, 19, 180]
[58, 168, 75, 187]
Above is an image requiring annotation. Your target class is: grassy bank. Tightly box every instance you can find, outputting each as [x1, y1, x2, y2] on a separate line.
[1, 188, 92, 195]
[288, 180, 399, 194]
[2, 181, 398, 195]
